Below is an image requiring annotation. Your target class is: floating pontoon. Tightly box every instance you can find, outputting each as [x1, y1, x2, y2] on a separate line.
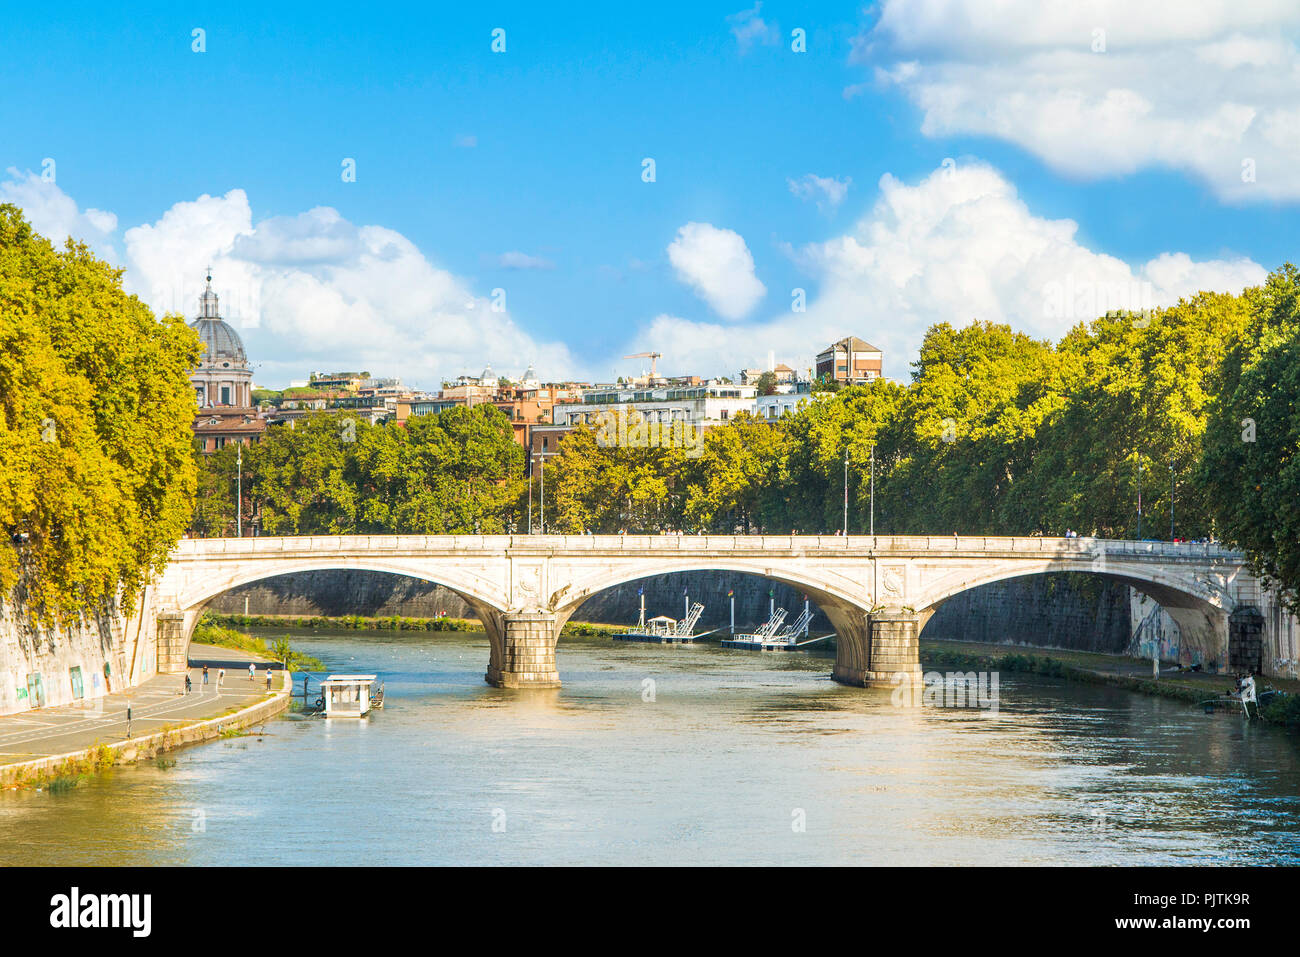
[317, 674, 384, 717]
[722, 606, 829, 651]
[612, 602, 714, 643]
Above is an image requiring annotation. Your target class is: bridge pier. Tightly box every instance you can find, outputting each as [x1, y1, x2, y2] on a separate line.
[485, 612, 562, 689]
[156, 612, 188, 675]
[832, 610, 922, 688]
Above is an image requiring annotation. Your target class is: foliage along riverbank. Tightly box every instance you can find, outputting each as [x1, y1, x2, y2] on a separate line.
[921, 641, 1300, 729]
[192, 620, 324, 671]
[199, 611, 624, 638]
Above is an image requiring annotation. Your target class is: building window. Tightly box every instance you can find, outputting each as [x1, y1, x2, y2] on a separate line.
[221, 385, 231, 405]
[69, 666, 84, 699]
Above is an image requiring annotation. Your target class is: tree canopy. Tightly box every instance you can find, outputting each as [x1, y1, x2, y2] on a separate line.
[0, 206, 200, 619]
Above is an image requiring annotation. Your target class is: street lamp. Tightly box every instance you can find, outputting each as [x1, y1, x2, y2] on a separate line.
[536, 446, 559, 534]
[869, 442, 876, 536]
[236, 442, 243, 538]
[843, 447, 849, 535]
[1169, 462, 1175, 541]
[1136, 456, 1144, 540]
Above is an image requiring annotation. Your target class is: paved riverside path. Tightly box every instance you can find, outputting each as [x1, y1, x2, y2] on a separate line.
[0, 644, 283, 769]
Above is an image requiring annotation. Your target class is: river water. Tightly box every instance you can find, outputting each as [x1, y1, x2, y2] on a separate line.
[3, 631, 1299, 866]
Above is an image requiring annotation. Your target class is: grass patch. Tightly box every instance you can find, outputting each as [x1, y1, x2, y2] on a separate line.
[1260, 692, 1300, 729]
[561, 621, 625, 637]
[193, 618, 324, 671]
[203, 611, 480, 633]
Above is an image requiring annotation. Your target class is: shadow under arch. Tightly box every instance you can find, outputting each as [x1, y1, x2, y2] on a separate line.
[549, 560, 874, 661]
[171, 562, 509, 674]
[913, 564, 1232, 665]
[561, 567, 839, 635]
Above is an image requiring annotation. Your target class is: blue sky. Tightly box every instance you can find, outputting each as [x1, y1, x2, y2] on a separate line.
[2, 1, 1296, 388]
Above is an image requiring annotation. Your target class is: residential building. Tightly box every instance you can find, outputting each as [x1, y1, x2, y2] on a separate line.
[815, 336, 883, 385]
[755, 382, 826, 420]
[309, 371, 369, 392]
[553, 380, 758, 429]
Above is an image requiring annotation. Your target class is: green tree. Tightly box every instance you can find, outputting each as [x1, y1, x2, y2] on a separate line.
[0, 205, 200, 619]
[680, 411, 789, 532]
[772, 381, 903, 533]
[546, 425, 683, 533]
[1200, 265, 1300, 611]
[252, 412, 360, 534]
[190, 443, 243, 537]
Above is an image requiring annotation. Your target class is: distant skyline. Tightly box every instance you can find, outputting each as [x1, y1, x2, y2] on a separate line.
[2, 1, 1296, 390]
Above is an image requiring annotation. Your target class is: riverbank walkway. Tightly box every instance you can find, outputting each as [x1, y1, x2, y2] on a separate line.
[0, 643, 284, 772]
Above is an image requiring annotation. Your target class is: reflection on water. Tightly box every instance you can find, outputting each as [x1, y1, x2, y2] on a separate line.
[3, 631, 1298, 866]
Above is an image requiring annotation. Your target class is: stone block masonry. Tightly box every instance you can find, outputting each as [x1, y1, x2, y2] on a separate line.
[0, 595, 155, 717]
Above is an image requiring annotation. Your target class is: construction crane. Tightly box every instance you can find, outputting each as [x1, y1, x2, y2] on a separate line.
[622, 351, 662, 381]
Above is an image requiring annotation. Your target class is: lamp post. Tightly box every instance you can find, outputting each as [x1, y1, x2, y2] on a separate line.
[236, 442, 243, 538]
[843, 447, 849, 535]
[1136, 456, 1144, 540]
[536, 447, 558, 534]
[1169, 462, 1175, 541]
[869, 442, 875, 536]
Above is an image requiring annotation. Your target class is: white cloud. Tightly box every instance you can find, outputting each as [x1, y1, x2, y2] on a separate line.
[0, 167, 118, 260]
[856, 0, 1300, 201]
[667, 222, 767, 320]
[496, 250, 556, 270]
[727, 3, 780, 53]
[0, 170, 577, 390]
[120, 190, 576, 388]
[638, 162, 1266, 379]
[788, 173, 852, 211]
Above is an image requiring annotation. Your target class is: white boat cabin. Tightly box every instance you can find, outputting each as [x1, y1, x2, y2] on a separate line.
[320, 674, 378, 717]
[645, 615, 678, 637]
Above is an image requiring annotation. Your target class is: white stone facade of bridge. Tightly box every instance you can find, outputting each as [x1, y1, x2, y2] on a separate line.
[148, 535, 1261, 688]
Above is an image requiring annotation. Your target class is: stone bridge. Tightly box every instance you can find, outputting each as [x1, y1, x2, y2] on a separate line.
[148, 534, 1264, 688]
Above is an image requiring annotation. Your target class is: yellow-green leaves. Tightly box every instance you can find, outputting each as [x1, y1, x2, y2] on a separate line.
[0, 205, 200, 620]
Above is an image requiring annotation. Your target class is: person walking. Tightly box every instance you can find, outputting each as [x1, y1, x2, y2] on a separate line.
[202, 665, 209, 691]
[217, 667, 225, 690]
[249, 662, 256, 682]
[126, 704, 132, 739]
[184, 673, 192, 695]
[266, 666, 273, 690]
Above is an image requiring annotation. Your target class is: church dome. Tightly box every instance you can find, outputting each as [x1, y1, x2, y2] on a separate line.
[190, 318, 247, 363]
[188, 273, 247, 365]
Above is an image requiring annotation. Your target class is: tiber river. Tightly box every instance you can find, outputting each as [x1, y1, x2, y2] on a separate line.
[3, 631, 1299, 866]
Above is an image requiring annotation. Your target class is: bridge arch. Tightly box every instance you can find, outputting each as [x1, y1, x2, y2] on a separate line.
[553, 559, 872, 625]
[163, 559, 511, 675]
[911, 560, 1234, 664]
[548, 559, 876, 679]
